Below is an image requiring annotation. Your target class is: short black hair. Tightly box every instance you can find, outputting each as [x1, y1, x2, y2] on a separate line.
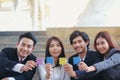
[69, 30, 90, 47]
[18, 32, 37, 46]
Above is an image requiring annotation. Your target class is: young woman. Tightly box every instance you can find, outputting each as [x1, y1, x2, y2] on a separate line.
[38, 36, 70, 80]
[79, 31, 120, 80]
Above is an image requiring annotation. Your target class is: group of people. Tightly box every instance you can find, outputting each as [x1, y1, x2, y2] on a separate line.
[0, 30, 120, 80]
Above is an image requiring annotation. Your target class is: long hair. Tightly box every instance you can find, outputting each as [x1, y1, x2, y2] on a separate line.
[94, 31, 119, 51]
[45, 36, 65, 66]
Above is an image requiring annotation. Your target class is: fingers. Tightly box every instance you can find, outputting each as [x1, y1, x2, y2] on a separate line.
[64, 63, 73, 72]
[78, 61, 88, 71]
[21, 60, 37, 72]
[1, 78, 8, 80]
[21, 65, 33, 72]
[79, 61, 84, 65]
[45, 64, 53, 76]
[26, 60, 37, 68]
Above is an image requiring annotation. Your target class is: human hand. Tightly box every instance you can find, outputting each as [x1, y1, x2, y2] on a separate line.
[20, 65, 33, 72]
[79, 62, 96, 72]
[1, 78, 9, 80]
[64, 63, 77, 77]
[45, 64, 53, 79]
[25, 60, 37, 69]
[78, 61, 89, 72]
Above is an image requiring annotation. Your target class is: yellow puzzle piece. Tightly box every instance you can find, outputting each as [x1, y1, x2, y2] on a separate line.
[59, 57, 67, 65]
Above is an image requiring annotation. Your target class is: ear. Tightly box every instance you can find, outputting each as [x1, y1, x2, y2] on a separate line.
[16, 42, 19, 47]
[32, 47, 35, 51]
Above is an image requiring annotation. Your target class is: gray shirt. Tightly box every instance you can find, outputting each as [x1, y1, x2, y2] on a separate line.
[38, 60, 70, 80]
[94, 48, 120, 73]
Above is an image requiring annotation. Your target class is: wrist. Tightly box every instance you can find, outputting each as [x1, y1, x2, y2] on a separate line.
[87, 66, 96, 72]
[20, 65, 26, 72]
[71, 71, 77, 78]
[45, 73, 50, 79]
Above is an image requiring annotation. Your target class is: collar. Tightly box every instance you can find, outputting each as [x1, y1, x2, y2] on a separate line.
[17, 53, 26, 62]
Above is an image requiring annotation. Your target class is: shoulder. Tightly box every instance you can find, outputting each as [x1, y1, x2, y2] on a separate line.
[28, 54, 36, 61]
[87, 49, 99, 57]
[87, 49, 103, 62]
[68, 53, 78, 60]
[0, 48, 17, 56]
[88, 49, 103, 56]
[1, 47, 16, 52]
[88, 49, 97, 53]
[108, 48, 120, 57]
[109, 48, 120, 54]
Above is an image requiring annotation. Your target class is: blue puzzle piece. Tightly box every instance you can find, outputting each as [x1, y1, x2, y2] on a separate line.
[73, 57, 81, 65]
[46, 57, 54, 64]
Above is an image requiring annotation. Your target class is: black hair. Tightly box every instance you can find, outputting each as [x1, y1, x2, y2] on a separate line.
[18, 32, 37, 46]
[69, 30, 90, 47]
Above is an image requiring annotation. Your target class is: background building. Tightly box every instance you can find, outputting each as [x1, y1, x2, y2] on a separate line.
[0, 0, 120, 31]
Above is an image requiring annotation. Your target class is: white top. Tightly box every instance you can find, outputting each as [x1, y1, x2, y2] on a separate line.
[38, 60, 70, 80]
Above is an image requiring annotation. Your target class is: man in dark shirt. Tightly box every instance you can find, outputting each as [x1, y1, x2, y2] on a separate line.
[0, 32, 37, 80]
[64, 30, 103, 80]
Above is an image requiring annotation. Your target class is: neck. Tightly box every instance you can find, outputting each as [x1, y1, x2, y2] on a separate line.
[78, 48, 87, 59]
[54, 57, 58, 64]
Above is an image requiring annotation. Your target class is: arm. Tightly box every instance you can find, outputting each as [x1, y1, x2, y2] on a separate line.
[80, 53, 120, 73]
[1, 67, 36, 80]
[75, 70, 98, 79]
[67, 57, 96, 79]
[93, 53, 120, 73]
[0, 55, 18, 70]
[0, 48, 18, 70]
[0, 51, 29, 73]
[0, 48, 37, 80]
[81, 53, 120, 73]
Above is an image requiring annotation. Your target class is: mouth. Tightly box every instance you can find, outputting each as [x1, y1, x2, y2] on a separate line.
[53, 52, 59, 55]
[75, 47, 82, 51]
[21, 51, 28, 55]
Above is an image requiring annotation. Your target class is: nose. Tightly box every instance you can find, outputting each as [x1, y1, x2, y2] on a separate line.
[76, 42, 80, 46]
[54, 46, 57, 49]
[53, 46, 58, 50]
[23, 46, 28, 51]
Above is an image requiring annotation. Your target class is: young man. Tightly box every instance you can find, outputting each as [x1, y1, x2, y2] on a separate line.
[0, 32, 37, 80]
[64, 30, 103, 80]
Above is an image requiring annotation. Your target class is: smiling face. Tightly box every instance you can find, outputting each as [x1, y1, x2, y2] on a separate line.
[49, 40, 62, 58]
[16, 37, 34, 58]
[72, 36, 88, 54]
[96, 37, 110, 54]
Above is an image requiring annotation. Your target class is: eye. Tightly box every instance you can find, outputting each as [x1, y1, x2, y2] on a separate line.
[21, 43, 25, 47]
[50, 44, 54, 48]
[57, 44, 61, 47]
[96, 42, 99, 46]
[27, 45, 32, 48]
[72, 41, 76, 45]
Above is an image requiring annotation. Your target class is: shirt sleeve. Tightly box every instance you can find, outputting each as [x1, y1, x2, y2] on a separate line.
[94, 53, 120, 73]
[12, 63, 24, 73]
[8, 77, 15, 80]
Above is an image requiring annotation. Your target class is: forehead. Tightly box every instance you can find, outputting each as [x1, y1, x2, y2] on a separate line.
[50, 40, 60, 44]
[96, 37, 107, 42]
[73, 36, 84, 42]
[19, 37, 34, 45]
